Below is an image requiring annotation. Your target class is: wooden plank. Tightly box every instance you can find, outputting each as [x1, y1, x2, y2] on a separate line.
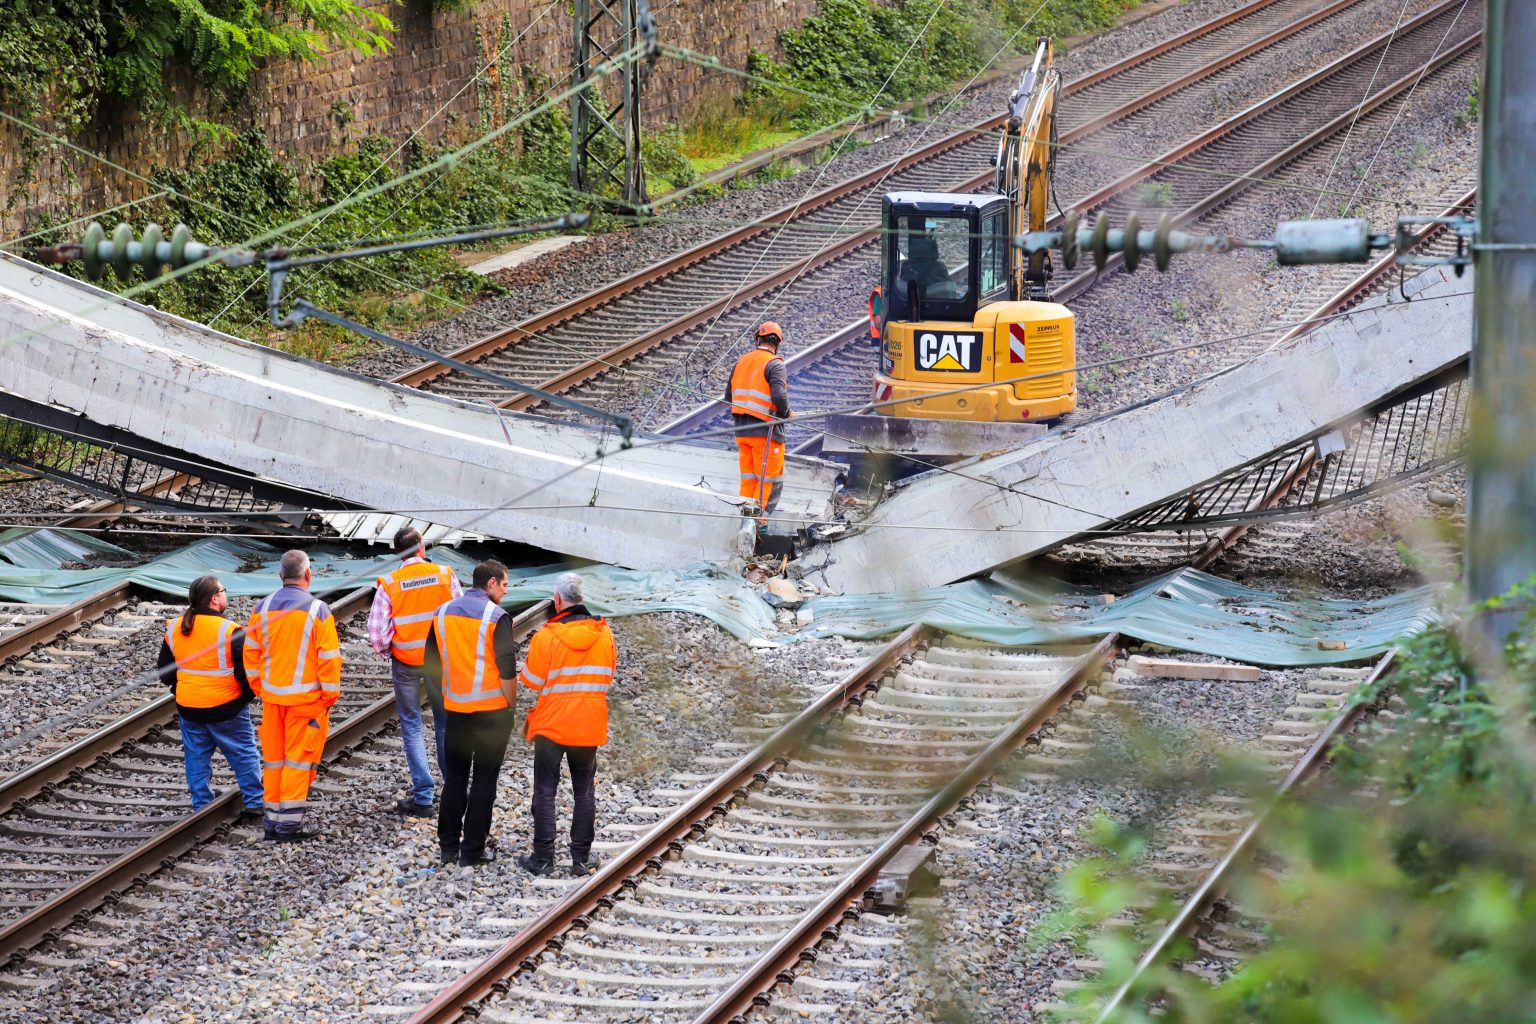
[1128, 655, 1261, 681]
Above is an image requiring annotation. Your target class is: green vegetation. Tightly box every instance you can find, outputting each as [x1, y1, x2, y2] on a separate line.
[1134, 180, 1174, 207]
[1456, 78, 1482, 130]
[24, 97, 581, 361]
[743, 0, 1143, 133]
[664, 0, 1144, 171]
[0, 0, 391, 190]
[1049, 582, 1536, 1022]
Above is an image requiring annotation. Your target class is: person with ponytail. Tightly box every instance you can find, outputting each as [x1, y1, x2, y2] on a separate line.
[156, 575, 263, 814]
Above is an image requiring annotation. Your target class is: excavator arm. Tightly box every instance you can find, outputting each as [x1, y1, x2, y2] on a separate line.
[995, 38, 1060, 301]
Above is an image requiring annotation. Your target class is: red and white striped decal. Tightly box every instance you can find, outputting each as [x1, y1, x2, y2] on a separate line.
[1008, 322, 1027, 364]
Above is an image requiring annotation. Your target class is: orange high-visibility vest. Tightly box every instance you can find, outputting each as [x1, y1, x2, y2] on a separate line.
[244, 587, 342, 706]
[729, 347, 782, 421]
[378, 561, 455, 666]
[433, 593, 510, 713]
[164, 614, 241, 709]
[518, 617, 616, 747]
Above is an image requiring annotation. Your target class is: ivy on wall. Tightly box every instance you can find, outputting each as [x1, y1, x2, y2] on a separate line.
[0, 0, 393, 191]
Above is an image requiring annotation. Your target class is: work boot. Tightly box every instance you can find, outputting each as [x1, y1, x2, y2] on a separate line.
[459, 849, 497, 868]
[570, 855, 603, 878]
[275, 821, 322, 843]
[393, 798, 434, 818]
[517, 853, 555, 876]
[438, 846, 459, 866]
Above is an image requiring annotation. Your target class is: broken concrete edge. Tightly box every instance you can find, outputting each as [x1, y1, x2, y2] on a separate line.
[815, 264, 1473, 594]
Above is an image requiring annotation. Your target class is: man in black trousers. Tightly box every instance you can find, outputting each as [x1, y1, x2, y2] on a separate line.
[422, 560, 519, 868]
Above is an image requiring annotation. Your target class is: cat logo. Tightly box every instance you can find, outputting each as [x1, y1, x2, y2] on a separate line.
[916, 331, 982, 373]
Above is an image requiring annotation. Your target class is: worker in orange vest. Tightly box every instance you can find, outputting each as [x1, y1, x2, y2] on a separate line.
[369, 526, 461, 817]
[423, 559, 520, 868]
[244, 550, 342, 842]
[726, 322, 793, 527]
[516, 571, 616, 877]
[158, 574, 263, 815]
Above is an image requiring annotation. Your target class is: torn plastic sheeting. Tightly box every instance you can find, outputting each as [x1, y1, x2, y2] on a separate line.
[799, 567, 1441, 666]
[0, 528, 135, 570]
[502, 563, 777, 640]
[0, 537, 486, 606]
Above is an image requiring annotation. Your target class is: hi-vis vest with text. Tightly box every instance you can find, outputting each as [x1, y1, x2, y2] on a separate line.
[244, 586, 342, 706]
[518, 616, 616, 747]
[378, 561, 455, 665]
[165, 614, 241, 709]
[433, 591, 510, 713]
[729, 348, 782, 421]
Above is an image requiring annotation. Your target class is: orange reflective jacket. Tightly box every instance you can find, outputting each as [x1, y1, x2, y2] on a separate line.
[165, 614, 241, 709]
[244, 586, 342, 707]
[729, 347, 782, 421]
[518, 616, 615, 747]
[378, 561, 455, 665]
[433, 592, 510, 713]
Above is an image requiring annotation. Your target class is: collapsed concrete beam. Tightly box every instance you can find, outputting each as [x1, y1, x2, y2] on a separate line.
[817, 265, 1472, 594]
[0, 255, 840, 569]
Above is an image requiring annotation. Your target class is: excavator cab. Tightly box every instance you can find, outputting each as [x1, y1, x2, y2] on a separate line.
[873, 191, 1076, 423]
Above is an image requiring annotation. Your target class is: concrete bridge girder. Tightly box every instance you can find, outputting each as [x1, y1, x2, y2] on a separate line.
[0, 256, 841, 569]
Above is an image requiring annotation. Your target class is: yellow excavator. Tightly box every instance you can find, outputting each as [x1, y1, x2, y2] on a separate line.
[863, 38, 1076, 437]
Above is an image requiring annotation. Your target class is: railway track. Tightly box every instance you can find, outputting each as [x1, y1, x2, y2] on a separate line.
[0, 588, 186, 780]
[0, 584, 552, 965]
[658, 1, 1480, 454]
[1069, 652, 1402, 1020]
[392, 0, 1410, 415]
[394, 632, 1405, 1023]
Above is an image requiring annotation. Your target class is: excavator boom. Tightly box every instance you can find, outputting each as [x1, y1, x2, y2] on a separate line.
[996, 38, 1059, 300]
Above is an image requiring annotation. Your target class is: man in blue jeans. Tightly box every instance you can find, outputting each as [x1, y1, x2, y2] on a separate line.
[369, 528, 461, 816]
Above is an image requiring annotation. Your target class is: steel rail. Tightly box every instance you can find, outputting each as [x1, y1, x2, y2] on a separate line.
[691, 633, 1120, 1024]
[391, 0, 1341, 398]
[0, 593, 553, 964]
[511, 0, 1464, 417]
[0, 582, 134, 664]
[1091, 649, 1397, 1022]
[407, 621, 931, 1024]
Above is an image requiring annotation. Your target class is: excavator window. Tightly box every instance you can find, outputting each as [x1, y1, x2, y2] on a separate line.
[979, 209, 1008, 299]
[888, 213, 972, 322]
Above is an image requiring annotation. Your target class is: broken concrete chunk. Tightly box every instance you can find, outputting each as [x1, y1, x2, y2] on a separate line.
[762, 578, 804, 607]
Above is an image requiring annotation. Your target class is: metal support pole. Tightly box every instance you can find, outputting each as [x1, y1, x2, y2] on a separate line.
[1468, 0, 1536, 641]
[570, 0, 651, 211]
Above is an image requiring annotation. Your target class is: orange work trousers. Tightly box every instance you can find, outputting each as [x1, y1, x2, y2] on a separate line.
[260, 699, 330, 833]
[736, 435, 784, 522]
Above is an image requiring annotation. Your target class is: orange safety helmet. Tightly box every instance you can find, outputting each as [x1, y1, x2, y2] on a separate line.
[755, 321, 784, 347]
